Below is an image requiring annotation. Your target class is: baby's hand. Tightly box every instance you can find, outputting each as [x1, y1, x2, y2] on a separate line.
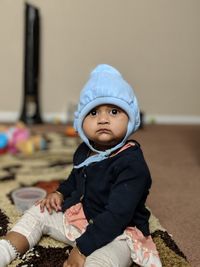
[35, 191, 63, 214]
[63, 247, 86, 267]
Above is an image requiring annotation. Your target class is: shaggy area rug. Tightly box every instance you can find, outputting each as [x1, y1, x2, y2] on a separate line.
[0, 133, 191, 267]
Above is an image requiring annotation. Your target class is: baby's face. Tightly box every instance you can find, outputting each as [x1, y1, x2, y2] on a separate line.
[82, 104, 129, 150]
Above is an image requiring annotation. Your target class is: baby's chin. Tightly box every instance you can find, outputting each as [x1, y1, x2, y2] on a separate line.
[91, 139, 122, 151]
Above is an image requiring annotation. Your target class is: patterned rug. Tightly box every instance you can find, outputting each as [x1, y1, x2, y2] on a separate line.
[0, 133, 191, 267]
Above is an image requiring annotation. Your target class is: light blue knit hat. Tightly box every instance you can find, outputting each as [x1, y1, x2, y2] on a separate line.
[73, 64, 140, 168]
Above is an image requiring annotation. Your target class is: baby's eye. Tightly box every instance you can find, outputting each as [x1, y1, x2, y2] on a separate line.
[110, 108, 119, 115]
[90, 109, 97, 116]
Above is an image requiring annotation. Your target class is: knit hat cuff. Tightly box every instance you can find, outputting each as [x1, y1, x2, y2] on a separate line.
[74, 96, 139, 131]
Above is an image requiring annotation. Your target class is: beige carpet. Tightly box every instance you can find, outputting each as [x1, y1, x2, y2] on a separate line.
[134, 124, 200, 267]
[0, 129, 194, 267]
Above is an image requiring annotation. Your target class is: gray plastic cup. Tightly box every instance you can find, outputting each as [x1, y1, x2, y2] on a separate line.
[12, 187, 47, 213]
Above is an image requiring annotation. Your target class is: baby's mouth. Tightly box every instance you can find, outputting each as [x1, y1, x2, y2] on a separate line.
[96, 129, 111, 134]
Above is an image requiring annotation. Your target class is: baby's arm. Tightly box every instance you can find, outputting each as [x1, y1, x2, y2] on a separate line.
[56, 168, 76, 198]
[36, 169, 76, 214]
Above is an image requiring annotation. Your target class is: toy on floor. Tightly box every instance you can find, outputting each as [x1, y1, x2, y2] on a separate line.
[0, 122, 47, 155]
[65, 124, 78, 137]
[16, 134, 47, 155]
[0, 132, 8, 154]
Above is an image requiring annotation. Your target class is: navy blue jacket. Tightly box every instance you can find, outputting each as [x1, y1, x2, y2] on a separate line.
[57, 141, 152, 256]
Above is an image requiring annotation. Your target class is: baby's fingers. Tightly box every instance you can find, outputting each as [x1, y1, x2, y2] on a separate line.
[62, 260, 69, 267]
[45, 200, 53, 214]
[50, 198, 59, 211]
[37, 199, 47, 212]
[50, 198, 61, 212]
[54, 198, 62, 211]
[35, 199, 41, 206]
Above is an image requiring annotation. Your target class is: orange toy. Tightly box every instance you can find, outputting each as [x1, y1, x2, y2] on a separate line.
[65, 125, 78, 137]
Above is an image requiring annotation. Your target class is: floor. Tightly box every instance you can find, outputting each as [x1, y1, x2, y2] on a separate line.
[133, 124, 200, 267]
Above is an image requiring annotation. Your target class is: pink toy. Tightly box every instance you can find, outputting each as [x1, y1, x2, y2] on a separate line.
[8, 127, 30, 153]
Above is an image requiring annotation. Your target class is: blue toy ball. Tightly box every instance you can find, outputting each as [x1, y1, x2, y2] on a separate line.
[0, 133, 8, 149]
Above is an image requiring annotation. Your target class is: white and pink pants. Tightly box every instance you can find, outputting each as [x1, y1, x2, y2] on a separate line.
[11, 204, 162, 267]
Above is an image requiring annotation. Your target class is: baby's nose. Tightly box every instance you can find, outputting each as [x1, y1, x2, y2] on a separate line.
[97, 112, 109, 124]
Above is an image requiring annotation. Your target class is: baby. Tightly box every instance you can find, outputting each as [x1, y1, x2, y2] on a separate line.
[0, 64, 162, 267]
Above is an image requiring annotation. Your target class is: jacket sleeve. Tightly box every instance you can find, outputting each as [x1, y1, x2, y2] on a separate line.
[56, 168, 76, 199]
[76, 159, 151, 256]
[57, 143, 85, 198]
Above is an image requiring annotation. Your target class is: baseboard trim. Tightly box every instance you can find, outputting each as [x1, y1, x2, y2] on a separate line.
[0, 112, 19, 123]
[0, 111, 67, 123]
[0, 111, 200, 125]
[145, 114, 200, 124]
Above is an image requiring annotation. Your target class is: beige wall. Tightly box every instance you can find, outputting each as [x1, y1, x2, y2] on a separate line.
[0, 0, 199, 121]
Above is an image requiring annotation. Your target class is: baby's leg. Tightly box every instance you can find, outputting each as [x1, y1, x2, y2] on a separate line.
[11, 204, 73, 248]
[85, 238, 132, 267]
[0, 205, 72, 267]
